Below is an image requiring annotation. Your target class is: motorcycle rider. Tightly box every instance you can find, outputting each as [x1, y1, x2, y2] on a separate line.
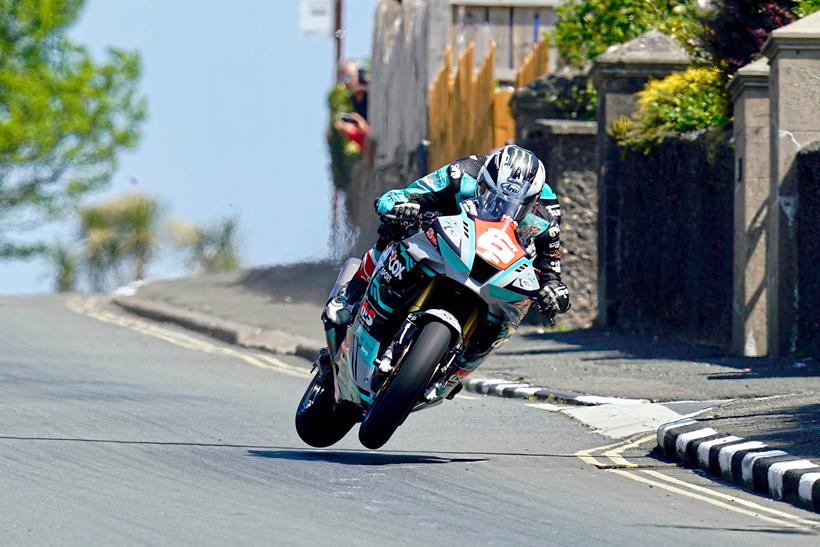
[319, 144, 571, 379]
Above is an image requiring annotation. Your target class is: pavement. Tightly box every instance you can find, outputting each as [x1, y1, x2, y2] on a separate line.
[3, 294, 820, 544]
[110, 265, 820, 511]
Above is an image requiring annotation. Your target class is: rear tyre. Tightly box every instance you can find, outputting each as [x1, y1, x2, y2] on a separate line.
[358, 321, 452, 450]
[295, 373, 357, 448]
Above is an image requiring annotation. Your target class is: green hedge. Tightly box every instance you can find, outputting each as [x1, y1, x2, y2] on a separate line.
[611, 67, 730, 149]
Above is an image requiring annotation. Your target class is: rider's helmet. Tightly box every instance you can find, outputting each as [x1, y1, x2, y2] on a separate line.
[477, 145, 546, 222]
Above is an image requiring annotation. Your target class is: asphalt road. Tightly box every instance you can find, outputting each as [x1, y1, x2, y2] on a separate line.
[1, 296, 818, 545]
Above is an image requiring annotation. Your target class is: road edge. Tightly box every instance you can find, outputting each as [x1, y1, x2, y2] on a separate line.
[465, 378, 650, 406]
[111, 295, 324, 361]
[112, 296, 655, 408]
[657, 417, 820, 513]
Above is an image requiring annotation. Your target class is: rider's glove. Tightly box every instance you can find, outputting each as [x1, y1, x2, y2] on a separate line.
[536, 280, 571, 317]
[383, 202, 420, 224]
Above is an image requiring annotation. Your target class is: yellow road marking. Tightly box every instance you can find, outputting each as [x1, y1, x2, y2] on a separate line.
[642, 469, 820, 527]
[610, 469, 818, 533]
[575, 438, 628, 468]
[577, 432, 819, 533]
[602, 434, 655, 468]
[66, 298, 310, 379]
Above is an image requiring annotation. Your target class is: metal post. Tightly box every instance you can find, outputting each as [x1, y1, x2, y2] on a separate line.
[334, 0, 344, 80]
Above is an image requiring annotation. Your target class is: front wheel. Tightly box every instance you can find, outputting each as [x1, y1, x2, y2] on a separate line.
[358, 321, 452, 449]
[295, 373, 357, 448]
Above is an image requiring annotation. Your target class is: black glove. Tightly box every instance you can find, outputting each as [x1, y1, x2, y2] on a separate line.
[537, 280, 571, 317]
[381, 202, 420, 224]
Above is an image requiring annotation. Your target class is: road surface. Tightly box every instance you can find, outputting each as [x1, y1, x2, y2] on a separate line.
[1, 295, 818, 545]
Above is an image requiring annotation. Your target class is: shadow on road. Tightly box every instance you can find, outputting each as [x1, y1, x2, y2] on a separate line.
[505, 328, 819, 380]
[0, 435, 577, 460]
[247, 449, 487, 466]
[642, 523, 814, 536]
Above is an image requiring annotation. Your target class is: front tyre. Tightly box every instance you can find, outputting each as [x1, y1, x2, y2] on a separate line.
[358, 321, 452, 450]
[295, 373, 357, 448]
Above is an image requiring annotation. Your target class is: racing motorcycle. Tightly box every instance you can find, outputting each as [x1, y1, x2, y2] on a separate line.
[295, 182, 541, 449]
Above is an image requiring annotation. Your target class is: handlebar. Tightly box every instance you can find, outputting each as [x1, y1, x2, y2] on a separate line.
[379, 211, 440, 229]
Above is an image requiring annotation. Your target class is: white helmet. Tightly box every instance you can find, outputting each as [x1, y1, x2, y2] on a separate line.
[477, 145, 546, 221]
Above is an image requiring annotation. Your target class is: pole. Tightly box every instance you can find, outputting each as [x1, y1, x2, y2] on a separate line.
[334, 0, 344, 80]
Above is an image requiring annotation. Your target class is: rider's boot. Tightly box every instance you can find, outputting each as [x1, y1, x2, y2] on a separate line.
[324, 248, 378, 325]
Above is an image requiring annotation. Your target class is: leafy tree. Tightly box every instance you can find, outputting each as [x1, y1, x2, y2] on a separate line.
[169, 217, 241, 274]
[0, 0, 146, 259]
[555, 0, 705, 68]
[79, 193, 161, 290]
[48, 242, 78, 292]
[795, 0, 820, 16]
[702, 1, 805, 73]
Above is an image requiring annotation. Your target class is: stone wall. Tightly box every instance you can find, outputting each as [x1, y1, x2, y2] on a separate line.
[796, 142, 820, 357]
[519, 119, 598, 327]
[609, 130, 735, 349]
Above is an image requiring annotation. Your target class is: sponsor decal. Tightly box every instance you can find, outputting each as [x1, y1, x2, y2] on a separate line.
[549, 260, 562, 273]
[548, 225, 560, 238]
[359, 299, 375, 327]
[549, 249, 561, 259]
[500, 181, 523, 195]
[388, 250, 405, 280]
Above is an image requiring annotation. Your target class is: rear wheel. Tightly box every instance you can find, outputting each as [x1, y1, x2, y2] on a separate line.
[295, 373, 357, 448]
[358, 321, 452, 449]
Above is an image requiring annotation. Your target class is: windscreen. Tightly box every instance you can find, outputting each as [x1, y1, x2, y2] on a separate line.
[477, 179, 533, 222]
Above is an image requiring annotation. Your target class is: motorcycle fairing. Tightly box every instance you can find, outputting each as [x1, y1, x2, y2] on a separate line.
[338, 242, 432, 405]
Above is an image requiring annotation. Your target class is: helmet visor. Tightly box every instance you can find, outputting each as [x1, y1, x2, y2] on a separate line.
[478, 179, 533, 222]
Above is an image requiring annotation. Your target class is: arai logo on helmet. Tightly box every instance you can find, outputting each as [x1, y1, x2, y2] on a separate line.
[500, 181, 523, 195]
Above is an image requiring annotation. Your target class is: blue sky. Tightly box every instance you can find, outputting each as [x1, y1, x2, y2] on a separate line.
[2, 0, 375, 294]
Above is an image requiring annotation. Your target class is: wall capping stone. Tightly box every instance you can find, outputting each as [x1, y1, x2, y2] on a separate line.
[522, 119, 597, 139]
[727, 57, 770, 102]
[762, 11, 820, 59]
[590, 31, 690, 87]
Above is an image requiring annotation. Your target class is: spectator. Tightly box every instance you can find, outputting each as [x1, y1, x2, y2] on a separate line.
[334, 111, 369, 149]
[338, 60, 369, 121]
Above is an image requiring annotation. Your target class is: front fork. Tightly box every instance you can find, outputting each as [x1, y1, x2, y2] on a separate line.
[372, 305, 482, 404]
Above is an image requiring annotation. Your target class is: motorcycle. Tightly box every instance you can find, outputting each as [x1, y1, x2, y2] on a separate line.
[295, 183, 541, 449]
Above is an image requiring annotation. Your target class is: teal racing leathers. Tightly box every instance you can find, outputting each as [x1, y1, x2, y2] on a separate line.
[358, 154, 566, 374]
[376, 154, 563, 285]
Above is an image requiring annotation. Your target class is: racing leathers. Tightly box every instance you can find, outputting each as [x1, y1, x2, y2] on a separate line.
[322, 153, 571, 377]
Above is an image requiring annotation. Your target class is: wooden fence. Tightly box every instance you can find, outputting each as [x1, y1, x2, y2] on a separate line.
[515, 35, 550, 89]
[427, 43, 514, 170]
[427, 37, 549, 171]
